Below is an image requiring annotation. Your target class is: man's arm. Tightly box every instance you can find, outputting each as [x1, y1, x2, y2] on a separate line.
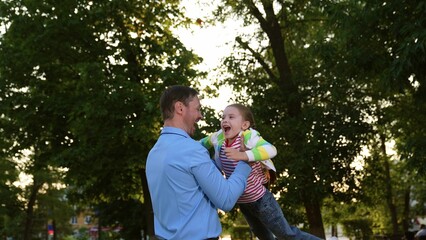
[192, 147, 251, 211]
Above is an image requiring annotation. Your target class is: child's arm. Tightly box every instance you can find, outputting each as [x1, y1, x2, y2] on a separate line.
[224, 128, 277, 162]
[199, 130, 221, 150]
[243, 128, 277, 162]
[199, 130, 225, 171]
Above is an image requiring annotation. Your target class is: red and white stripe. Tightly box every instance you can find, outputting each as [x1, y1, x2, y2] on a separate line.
[220, 136, 266, 203]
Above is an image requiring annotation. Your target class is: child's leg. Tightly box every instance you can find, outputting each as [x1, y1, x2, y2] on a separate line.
[243, 189, 322, 240]
[239, 203, 275, 240]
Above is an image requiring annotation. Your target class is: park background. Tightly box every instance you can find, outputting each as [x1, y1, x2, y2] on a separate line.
[0, 0, 425, 239]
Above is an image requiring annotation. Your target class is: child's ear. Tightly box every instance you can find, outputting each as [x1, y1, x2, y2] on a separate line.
[242, 121, 250, 130]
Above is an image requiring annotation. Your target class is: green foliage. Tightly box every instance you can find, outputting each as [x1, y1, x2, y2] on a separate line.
[212, 0, 426, 237]
[329, 0, 426, 237]
[1, 0, 425, 238]
[325, 0, 426, 175]
[411, 178, 426, 216]
[0, 0, 203, 237]
[0, 157, 21, 221]
[96, 199, 144, 239]
[229, 225, 252, 240]
[213, 1, 372, 233]
[1, 214, 24, 239]
[389, 94, 426, 175]
[219, 209, 252, 240]
[64, 227, 90, 240]
[341, 218, 373, 240]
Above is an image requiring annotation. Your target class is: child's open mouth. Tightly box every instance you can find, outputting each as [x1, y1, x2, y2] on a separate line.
[223, 126, 231, 133]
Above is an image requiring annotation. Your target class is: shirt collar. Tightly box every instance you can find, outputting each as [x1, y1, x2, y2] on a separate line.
[161, 126, 190, 138]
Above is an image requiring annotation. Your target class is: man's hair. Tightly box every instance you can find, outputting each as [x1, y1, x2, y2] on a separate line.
[160, 85, 198, 121]
[227, 103, 256, 128]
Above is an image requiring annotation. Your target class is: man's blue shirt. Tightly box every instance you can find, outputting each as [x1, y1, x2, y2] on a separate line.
[146, 127, 251, 240]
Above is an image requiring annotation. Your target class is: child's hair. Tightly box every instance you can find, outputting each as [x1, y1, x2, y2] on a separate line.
[227, 103, 256, 128]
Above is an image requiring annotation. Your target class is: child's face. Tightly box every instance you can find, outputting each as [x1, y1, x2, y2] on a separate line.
[221, 106, 250, 141]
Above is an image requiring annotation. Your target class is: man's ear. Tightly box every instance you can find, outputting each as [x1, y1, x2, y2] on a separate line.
[242, 121, 250, 130]
[175, 101, 184, 115]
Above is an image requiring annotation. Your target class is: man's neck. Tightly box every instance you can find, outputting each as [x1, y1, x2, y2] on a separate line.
[164, 119, 181, 128]
[164, 119, 189, 133]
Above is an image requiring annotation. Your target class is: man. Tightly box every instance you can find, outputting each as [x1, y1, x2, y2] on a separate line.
[415, 224, 426, 240]
[146, 85, 251, 240]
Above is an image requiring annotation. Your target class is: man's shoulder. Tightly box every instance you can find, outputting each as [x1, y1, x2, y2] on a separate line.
[179, 137, 209, 152]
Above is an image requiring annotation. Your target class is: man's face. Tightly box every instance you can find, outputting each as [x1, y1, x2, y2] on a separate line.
[182, 96, 203, 136]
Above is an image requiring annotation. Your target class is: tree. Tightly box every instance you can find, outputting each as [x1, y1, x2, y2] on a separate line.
[209, 0, 426, 238]
[212, 0, 372, 237]
[0, 0, 203, 238]
[326, 0, 426, 238]
[0, 143, 22, 238]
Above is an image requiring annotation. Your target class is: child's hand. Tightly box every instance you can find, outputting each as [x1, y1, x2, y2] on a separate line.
[224, 148, 248, 161]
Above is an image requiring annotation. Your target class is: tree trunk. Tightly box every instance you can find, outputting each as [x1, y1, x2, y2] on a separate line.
[380, 133, 399, 239]
[303, 192, 326, 239]
[332, 224, 338, 237]
[245, 1, 325, 237]
[23, 182, 42, 240]
[52, 220, 57, 240]
[403, 187, 411, 239]
[141, 168, 155, 238]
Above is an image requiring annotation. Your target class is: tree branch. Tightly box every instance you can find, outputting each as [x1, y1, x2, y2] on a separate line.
[235, 36, 277, 81]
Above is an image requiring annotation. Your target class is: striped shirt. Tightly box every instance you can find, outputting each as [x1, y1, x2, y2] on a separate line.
[220, 136, 266, 203]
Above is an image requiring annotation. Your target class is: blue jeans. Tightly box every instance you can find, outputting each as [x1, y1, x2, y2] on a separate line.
[238, 189, 321, 240]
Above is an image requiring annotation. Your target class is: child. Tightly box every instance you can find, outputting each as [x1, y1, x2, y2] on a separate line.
[200, 103, 321, 240]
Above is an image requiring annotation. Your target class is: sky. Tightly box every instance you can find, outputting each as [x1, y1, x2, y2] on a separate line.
[176, 0, 243, 113]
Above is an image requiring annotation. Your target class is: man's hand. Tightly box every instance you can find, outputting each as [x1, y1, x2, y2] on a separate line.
[224, 148, 248, 161]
